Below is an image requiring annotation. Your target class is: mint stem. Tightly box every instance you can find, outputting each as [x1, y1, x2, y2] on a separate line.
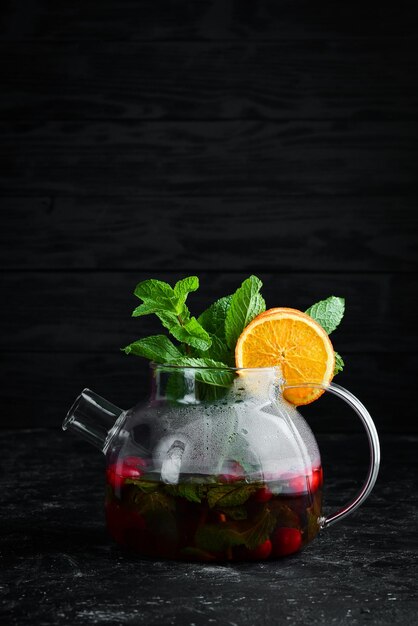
[177, 314, 192, 355]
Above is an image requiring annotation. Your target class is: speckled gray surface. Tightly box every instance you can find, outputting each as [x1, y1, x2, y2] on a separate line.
[1, 430, 417, 625]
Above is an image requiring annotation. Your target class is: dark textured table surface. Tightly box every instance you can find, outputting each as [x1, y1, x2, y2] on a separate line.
[1, 429, 417, 625]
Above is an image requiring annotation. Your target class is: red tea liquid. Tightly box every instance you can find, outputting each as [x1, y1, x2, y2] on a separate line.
[105, 458, 323, 561]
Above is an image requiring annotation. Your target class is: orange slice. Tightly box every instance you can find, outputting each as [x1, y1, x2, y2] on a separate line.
[235, 307, 335, 405]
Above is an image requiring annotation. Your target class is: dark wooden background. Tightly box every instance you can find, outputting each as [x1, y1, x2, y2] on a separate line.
[1, 1, 417, 432]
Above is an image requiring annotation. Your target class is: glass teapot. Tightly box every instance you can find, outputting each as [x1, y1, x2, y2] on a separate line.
[63, 364, 380, 562]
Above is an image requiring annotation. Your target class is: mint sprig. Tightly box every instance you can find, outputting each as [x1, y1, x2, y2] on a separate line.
[123, 276, 346, 381]
[123, 275, 266, 371]
[130, 276, 210, 352]
[305, 296, 345, 335]
[197, 295, 232, 338]
[197, 295, 235, 364]
[159, 314, 212, 351]
[225, 276, 266, 349]
[305, 295, 345, 375]
[334, 351, 345, 375]
[122, 334, 182, 361]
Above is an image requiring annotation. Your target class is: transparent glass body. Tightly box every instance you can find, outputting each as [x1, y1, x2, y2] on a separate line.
[63, 365, 380, 562]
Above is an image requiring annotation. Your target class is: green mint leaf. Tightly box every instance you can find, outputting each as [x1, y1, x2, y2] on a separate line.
[195, 508, 276, 551]
[269, 501, 300, 528]
[132, 302, 162, 317]
[174, 276, 199, 302]
[128, 489, 174, 515]
[133, 276, 198, 319]
[225, 276, 266, 349]
[165, 360, 232, 404]
[198, 295, 233, 338]
[171, 276, 199, 315]
[155, 310, 187, 330]
[124, 478, 159, 493]
[196, 297, 235, 363]
[156, 308, 199, 338]
[165, 370, 187, 402]
[206, 483, 259, 508]
[195, 334, 235, 366]
[155, 309, 212, 352]
[176, 356, 229, 367]
[169, 317, 212, 351]
[234, 509, 276, 549]
[122, 335, 182, 363]
[194, 382, 230, 404]
[165, 483, 203, 503]
[134, 278, 178, 312]
[217, 506, 248, 520]
[305, 296, 345, 335]
[334, 351, 344, 375]
[177, 357, 235, 387]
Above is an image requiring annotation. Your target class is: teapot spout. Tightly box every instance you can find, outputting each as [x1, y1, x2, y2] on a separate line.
[63, 388, 125, 453]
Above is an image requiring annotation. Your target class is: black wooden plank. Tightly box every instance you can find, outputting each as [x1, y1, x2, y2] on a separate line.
[1, 197, 417, 272]
[0, 271, 413, 352]
[0, 351, 413, 432]
[1, 1, 416, 41]
[1, 40, 416, 120]
[0, 121, 417, 196]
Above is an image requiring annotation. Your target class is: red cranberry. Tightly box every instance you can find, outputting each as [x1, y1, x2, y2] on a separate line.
[235, 539, 272, 561]
[106, 467, 125, 492]
[310, 467, 323, 492]
[116, 455, 147, 478]
[106, 456, 147, 491]
[272, 527, 302, 557]
[247, 539, 272, 560]
[254, 486, 273, 502]
[123, 456, 148, 470]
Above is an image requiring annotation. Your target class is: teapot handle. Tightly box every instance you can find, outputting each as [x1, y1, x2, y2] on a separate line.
[284, 382, 380, 528]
